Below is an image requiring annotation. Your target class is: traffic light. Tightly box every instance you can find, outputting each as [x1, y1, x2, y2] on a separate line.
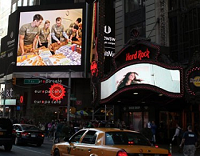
[70, 107, 76, 114]
[12, 77, 16, 85]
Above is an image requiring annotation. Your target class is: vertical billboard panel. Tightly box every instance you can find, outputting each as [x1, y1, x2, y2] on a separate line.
[104, 0, 115, 74]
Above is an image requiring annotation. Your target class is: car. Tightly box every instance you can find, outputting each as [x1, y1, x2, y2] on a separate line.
[0, 118, 14, 151]
[13, 124, 45, 146]
[51, 128, 171, 156]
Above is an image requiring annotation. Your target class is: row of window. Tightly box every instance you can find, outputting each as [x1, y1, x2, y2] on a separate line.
[12, 0, 36, 13]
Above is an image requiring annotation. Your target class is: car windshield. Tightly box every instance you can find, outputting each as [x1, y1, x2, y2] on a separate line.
[105, 131, 151, 146]
[21, 125, 39, 131]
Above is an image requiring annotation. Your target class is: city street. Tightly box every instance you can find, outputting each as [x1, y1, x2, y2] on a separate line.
[0, 138, 53, 156]
[1, 137, 200, 156]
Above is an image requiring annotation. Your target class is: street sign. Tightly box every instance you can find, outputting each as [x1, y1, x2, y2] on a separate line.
[70, 97, 77, 101]
[24, 79, 40, 84]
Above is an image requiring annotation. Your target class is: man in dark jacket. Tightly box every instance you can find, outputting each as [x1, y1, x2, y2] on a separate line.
[179, 125, 197, 156]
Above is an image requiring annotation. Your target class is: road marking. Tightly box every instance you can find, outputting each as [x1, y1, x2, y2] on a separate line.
[14, 146, 49, 155]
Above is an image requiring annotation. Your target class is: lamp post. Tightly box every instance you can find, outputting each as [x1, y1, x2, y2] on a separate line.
[3, 61, 15, 117]
[67, 70, 71, 125]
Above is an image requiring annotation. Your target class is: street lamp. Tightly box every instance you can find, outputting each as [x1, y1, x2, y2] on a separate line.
[67, 70, 71, 125]
[3, 61, 15, 117]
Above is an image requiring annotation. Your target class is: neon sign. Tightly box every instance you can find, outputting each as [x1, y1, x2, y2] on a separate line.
[49, 84, 66, 101]
[126, 48, 150, 61]
[20, 95, 23, 104]
[190, 76, 200, 87]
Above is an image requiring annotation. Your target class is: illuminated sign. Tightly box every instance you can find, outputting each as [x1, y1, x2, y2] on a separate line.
[113, 42, 160, 69]
[20, 95, 24, 104]
[100, 63, 182, 102]
[126, 49, 150, 61]
[8, 3, 88, 73]
[31, 79, 67, 105]
[186, 67, 200, 95]
[190, 76, 200, 87]
[49, 83, 66, 101]
[90, 60, 98, 77]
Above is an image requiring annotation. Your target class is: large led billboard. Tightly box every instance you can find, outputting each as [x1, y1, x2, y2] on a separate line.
[13, 3, 87, 72]
[101, 63, 182, 100]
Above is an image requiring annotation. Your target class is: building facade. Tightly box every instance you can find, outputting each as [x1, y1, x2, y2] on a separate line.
[109, 0, 200, 142]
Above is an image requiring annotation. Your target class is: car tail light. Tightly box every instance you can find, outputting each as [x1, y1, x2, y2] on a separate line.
[155, 144, 159, 148]
[12, 129, 16, 134]
[128, 141, 134, 144]
[117, 150, 128, 156]
[21, 132, 29, 136]
[38, 133, 44, 137]
[168, 152, 172, 156]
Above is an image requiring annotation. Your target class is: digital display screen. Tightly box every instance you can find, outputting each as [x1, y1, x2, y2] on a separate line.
[14, 4, 87, 72]
[101, 63, 181, 100]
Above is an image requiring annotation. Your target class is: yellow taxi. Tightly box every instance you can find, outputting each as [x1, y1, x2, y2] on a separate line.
[51, 128, 171, 156]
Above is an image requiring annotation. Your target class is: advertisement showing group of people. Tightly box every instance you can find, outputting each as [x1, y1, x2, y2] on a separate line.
[17, 8, 83, 67]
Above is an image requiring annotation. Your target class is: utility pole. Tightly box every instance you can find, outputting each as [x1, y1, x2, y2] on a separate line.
[3, 61, 15, 117]
[67, 70, 71, 125]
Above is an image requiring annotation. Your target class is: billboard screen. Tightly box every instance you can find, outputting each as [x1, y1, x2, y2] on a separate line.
[14, 4, 87, 72]
[101, 63, 181, 100]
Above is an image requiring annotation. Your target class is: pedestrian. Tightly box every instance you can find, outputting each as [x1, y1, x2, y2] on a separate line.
[54, 120, 63, 143]
[179, 125, 198, 156]
[172, 123, 182, 152]
[151, 121, 157, 143]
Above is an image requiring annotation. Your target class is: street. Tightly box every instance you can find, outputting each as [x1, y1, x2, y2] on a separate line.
[0, 138, 53, 156]
[1, 138, 200, 156]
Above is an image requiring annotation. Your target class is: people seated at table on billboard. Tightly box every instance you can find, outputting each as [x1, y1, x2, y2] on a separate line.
[71, 18, 82, 38]
[66, 18, 82, 44]
[51, 17, 69, 44]
[38, 20, 51, 48]
[18, 14, 43, 56]
[66, 24, 79, 41]
[69, 18, 82, 29]
[117, 72, 143, 90]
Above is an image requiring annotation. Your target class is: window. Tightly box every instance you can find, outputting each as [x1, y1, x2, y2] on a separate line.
[14, 125, 22, 131]
[23, 0, 28, 6]
[105, 132, 151, 146]
[18, 0, 22, 6]
[82, 131, 97, 144]
[29, 0, 35, 5]
[70, 130, 86, 143]
[12, 3, 16, 13]
[125, 0, 145, 13]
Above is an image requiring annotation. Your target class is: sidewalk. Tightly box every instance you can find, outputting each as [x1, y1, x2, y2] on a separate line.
[158, 144, 200, 156]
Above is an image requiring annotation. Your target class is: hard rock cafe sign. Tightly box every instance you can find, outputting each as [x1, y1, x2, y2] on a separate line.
[49, 83, 66, 101]
[185, 52, 200, 96]
[190, 76, 200, 87]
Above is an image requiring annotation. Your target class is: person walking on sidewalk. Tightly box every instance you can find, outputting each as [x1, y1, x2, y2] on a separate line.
[179, 125, 198, 156]
[172, 123, 182, 152]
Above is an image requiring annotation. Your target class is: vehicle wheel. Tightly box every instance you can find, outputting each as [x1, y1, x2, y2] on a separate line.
[15, 137, 20, 145]
[54, 149, 60, 156]
[4, 144, 12, 151]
